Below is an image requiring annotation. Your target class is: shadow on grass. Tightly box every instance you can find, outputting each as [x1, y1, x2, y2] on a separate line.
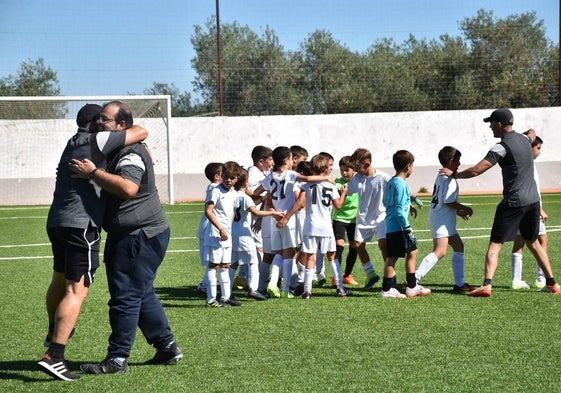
[155, 285, 210, 308]
[0, 359, 83, 382]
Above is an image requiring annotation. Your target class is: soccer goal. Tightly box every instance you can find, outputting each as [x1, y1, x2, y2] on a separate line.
[0, 95, 174, 205]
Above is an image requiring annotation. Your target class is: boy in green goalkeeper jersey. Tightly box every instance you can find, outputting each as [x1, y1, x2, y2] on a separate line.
[331, 156, 360, 286]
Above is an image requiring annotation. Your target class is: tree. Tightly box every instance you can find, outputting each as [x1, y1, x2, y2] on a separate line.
[294, 30, 362, 114]
[0, 57, 64, 119]
[142, 82, 196, 117]
[460, 9, 555, 108]
[0, 58, 60, 96]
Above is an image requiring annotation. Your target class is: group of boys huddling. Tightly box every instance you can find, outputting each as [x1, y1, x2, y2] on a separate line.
[195, 143, 476, 305]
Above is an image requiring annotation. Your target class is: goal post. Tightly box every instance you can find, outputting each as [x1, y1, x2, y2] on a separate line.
[0, 95, 174, 205]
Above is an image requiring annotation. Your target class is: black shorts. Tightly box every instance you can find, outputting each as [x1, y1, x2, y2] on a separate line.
[47, 226, 101, 285]
[332, 220, 356, 242]
[490, 201, 540, 243]
[385, 231, 416, 258]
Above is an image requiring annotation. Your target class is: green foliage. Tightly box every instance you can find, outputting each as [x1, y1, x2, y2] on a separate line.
[1, 194, 561, 391]
[0, 58, 66, 119]
[141, 82, 195, 117]
[190, 9, 558, 115]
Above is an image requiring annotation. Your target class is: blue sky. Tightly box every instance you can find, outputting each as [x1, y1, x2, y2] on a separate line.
[1, 0, 558, 98]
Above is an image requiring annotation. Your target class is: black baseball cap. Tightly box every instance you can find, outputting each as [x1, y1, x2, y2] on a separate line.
[76, 104, 102, 127]
[483, 108, 513, 125]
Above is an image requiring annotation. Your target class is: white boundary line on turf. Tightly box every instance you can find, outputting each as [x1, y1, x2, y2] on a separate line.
[2, 230, 560, 261]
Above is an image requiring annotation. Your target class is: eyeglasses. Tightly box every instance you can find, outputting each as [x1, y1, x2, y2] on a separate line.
[99, 116, 115, 123]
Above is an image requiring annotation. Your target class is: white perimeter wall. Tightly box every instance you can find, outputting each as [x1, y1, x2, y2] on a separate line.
[1, 107, 560, 204]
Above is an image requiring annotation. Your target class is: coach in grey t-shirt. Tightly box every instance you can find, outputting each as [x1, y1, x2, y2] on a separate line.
[441, 108, 559, 297]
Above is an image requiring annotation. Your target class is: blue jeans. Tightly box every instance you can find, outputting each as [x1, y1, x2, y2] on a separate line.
[104, 227, 173, 358]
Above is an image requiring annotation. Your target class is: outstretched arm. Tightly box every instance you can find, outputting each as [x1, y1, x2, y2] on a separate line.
[69, 158, 138, 199]
[441, 158, 494, 179]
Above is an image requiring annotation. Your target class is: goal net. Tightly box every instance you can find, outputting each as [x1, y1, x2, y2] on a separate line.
[0, 95, 174, 205]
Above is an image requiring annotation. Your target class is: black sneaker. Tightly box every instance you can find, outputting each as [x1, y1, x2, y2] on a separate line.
[80, 357, 128, 374]
[336, 287, 353, 297]
[145, 342, 184, 365]
[44, 328, 76, 347]
[223, 297, 243, 306]
[38, 355, 80, 381]
[247, 290, 268, 301]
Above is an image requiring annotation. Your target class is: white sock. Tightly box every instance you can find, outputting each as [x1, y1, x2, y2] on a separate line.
[290, 259, 300, 288]
[219, 267, 231, 301]
[511, 252, 523, 282]
[304, 268, 315, 292]
[330, 259, 343, 287]
[248, 263, 259, 292]
[206, 268, 217, 303]
[362, 261, 374, 275]
[536, 264, 545, 282]
[258, 262, 270, 292]
[451, 252, 464, 287]
[297, 261, 305, 282]
[269, 254, 282, 288]
[282, 258, 294, 292]
[416, 252, 439, 282]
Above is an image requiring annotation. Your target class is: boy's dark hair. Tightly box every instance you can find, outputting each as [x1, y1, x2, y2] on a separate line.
[204, 162, 223, 182]
[272, 146, 292, 171]
[318, 151, 334, 161]
[310, 154, 329, 175]
[438, 146, 461, 166]
[296, 160, 312, 176]
[392, 150, 414, 172]
[523, 130, 544, 147]
[222, 161, 241, 178]
[251, 145, 273, 163]
[234, 167, 248, 190]
[339, 155, 354, 169]
[532, 136, 543, 147]
[290, 145, 308, 160]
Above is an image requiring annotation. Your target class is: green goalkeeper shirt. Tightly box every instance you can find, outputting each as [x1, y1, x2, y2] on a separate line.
[331, 177, 358, 223]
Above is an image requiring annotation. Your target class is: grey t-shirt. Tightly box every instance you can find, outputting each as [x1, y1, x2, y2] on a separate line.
[484, 131, 539, 208]
[102, 143, 168, 238]
[46, 129, 126, 229]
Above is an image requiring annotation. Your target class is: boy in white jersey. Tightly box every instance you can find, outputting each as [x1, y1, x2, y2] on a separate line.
[315, 151, 335, 286]
[245, 145, 277, 298]
[282, 155, 351, 298]
[511, 133, 547, 289]
[231, 168, 284, 301]
[204, 161, 242, 307]
[254, 146, 329, 298]
[196, 163, 223, 294]
[415, 147, 475, 292]
[346, 148, 390, 289]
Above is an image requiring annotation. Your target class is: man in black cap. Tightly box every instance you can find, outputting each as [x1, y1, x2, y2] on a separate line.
[38, 104, 148, 381]
[441, 108, 560, 297]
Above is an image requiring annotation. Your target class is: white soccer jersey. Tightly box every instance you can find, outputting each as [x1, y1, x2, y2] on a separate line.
[232, 191, 257, 252]
[301, 181, 340, 237]
[347, 170, 390, 228]
[262, 170, 299, 213]
[204, 185, 240, 248]
[428, 172, 459, 238]
[196, 182, 220, 239]
[247, 165, 268, 192]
